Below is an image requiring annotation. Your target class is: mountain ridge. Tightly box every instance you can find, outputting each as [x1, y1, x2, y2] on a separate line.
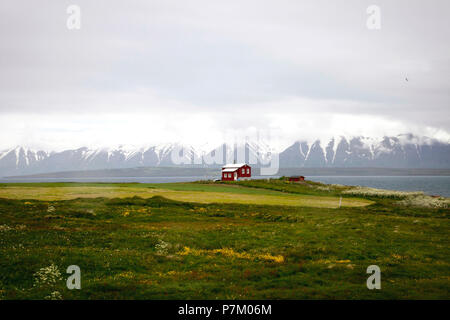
[1, 134, 449, 177]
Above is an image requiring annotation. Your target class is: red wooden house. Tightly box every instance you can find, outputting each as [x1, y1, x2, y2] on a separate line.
[288, 176, 305, 182]
[221, 163, 251, 181]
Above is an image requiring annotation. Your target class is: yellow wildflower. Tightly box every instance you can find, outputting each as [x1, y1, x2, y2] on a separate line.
[177, 247, 284, 263]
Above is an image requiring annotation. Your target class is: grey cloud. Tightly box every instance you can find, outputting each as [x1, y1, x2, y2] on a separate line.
[0, 0, 449, 132]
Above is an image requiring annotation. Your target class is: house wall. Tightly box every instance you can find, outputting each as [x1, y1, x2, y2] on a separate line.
[222, 171, 236, 181]
[236, 165, 251, 178]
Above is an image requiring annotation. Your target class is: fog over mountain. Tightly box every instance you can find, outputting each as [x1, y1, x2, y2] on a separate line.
[1, 135, 449, 177]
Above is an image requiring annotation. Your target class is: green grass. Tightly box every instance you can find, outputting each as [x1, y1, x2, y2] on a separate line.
[0, 179, 448, 299]
[0, 181, 372, 208]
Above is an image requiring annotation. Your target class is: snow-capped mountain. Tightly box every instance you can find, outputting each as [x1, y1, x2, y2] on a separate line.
[0, 142, 277, 177]
[0, 147, 49, 175]
[1, 135, 449, 177]
[0, 144, 189, 176]
[279, 134, 450, 168]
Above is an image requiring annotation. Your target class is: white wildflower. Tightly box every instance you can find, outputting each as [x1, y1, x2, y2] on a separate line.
[33, 264, 63, 287]
[399, 195, 449, 209]
[45, 291, 63, 300]
[0, 224, 12, 232]
[342, 186, 423, 198]
[155, 239, 170, 255]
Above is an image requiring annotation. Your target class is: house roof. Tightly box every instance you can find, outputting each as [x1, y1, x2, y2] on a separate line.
[222, 168, 239, 173]
[222, 163, 248, 169]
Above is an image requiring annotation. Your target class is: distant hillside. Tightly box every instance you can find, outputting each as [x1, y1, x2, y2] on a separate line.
[6, 167, 220, 178]
[6, 167, 450, 179]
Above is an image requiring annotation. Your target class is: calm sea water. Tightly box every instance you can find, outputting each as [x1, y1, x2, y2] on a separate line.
[1, 176, 449, 197]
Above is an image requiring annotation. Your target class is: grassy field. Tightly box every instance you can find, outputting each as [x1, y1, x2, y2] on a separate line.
[0, 182, 372, 208]
[0, 179, 448, 299]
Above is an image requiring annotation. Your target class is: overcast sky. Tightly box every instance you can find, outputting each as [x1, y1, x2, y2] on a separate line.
[0, 0, 449, 151]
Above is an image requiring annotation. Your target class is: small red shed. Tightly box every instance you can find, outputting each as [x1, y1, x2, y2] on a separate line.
[288, 176, 305, 182]
[221, 163, 251, 181]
